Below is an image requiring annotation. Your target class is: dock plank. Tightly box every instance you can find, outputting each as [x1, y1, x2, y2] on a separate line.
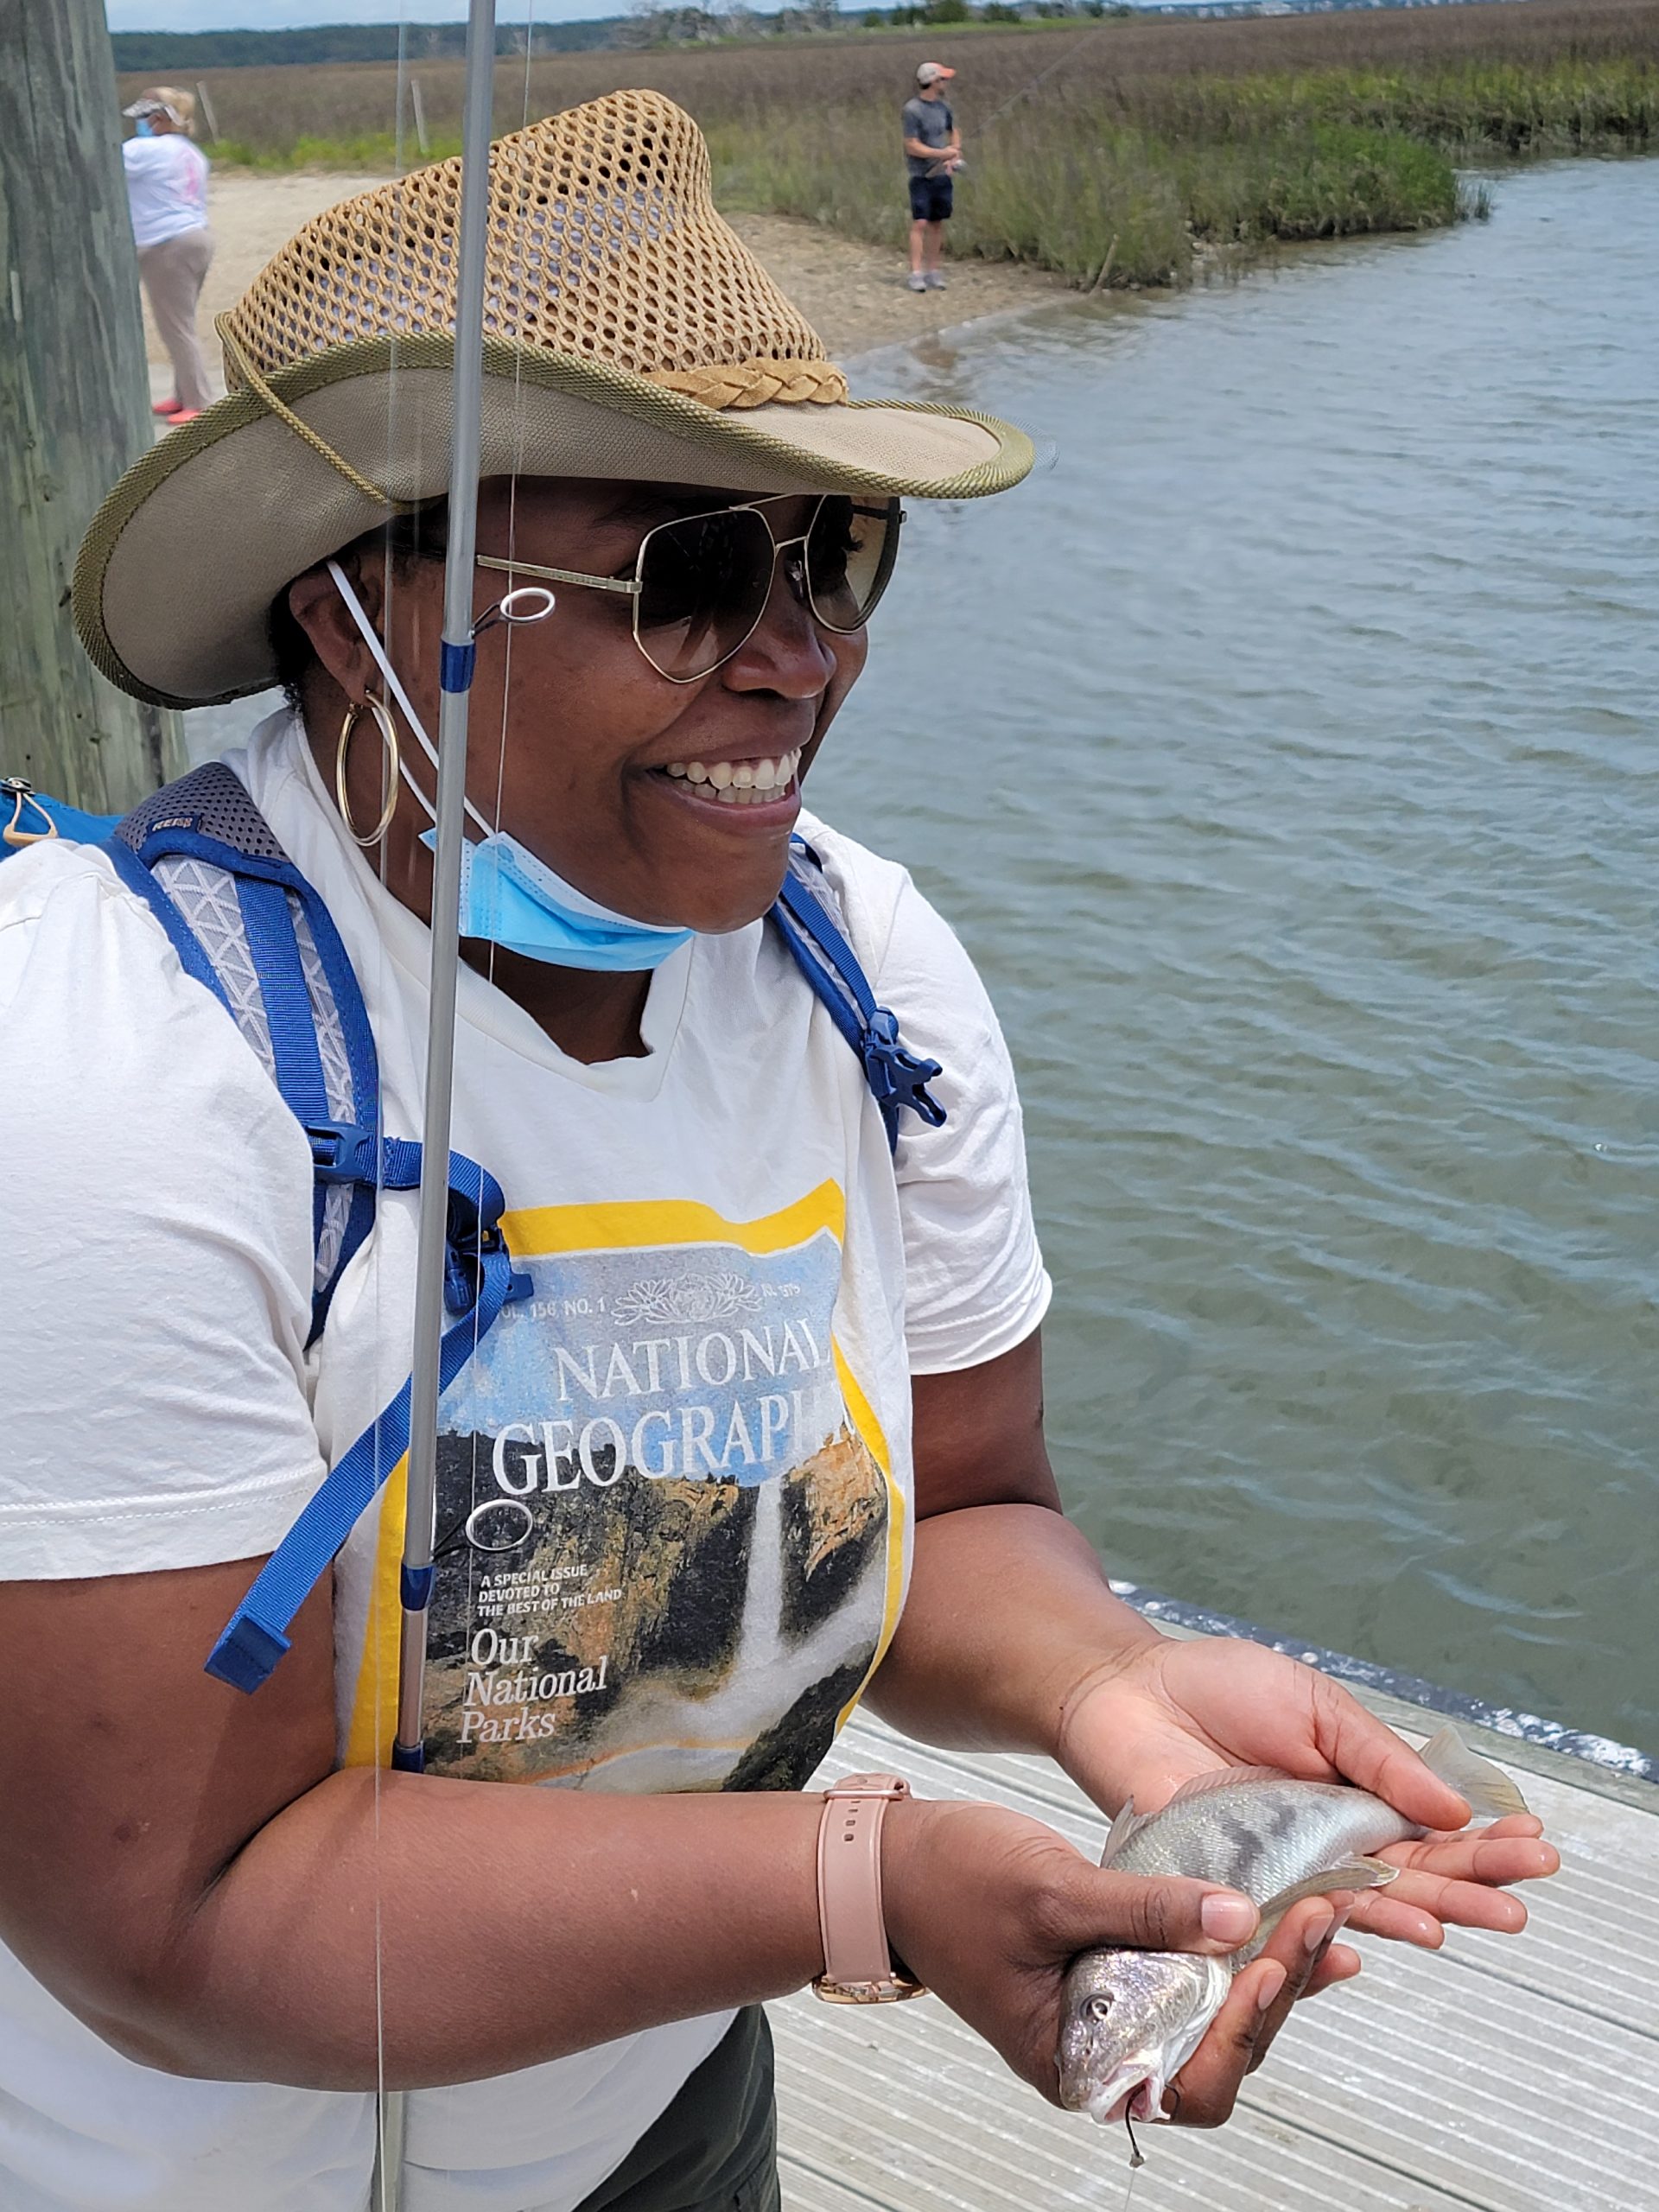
[772, 1709, 1659, 2212]
[776, 1997, 1481, 2212]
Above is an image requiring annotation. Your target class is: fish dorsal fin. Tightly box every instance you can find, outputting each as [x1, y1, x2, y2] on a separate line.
[1240, 1858, 1400, 1961]
[1098, 1796, 1148, 1866]
[1418, 1725, 1530, 1821]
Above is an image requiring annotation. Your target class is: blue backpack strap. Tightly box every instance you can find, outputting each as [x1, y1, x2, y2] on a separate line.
[206, 1144, 531, 1694]
[770, 836, 946, 1154]
[107, 764, 383, 1338]
[6, 772, 371, 1291]
[9, 761, 528, 1697]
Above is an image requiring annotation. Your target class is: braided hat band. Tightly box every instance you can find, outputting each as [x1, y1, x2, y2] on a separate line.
[651, 359, 849, 410]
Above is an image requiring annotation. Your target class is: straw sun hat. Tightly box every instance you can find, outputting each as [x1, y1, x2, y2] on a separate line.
[76, 88, 1033, 709]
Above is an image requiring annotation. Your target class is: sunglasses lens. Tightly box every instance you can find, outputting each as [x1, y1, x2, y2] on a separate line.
[805, 498, 901, 633]
[636, 507, 776, 679]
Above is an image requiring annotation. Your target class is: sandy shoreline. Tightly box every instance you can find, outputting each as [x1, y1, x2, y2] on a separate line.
[141, 168, 1063, 401]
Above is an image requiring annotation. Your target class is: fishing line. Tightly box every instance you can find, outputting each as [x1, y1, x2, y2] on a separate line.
[367, 16, 416, 2207]
[485, 0, 542, 966]
[465, 0, 541, 1669]
[976, 17, 1123, 132]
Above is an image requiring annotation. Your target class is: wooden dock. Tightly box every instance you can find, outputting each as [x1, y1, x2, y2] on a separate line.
[773, 1676, 1658, 2212]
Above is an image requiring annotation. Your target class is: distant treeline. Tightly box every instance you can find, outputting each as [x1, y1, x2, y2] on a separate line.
[108, 22, 626, 72]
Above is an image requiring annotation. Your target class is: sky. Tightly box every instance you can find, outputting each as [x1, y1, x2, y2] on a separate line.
[105, 3, 621, 29]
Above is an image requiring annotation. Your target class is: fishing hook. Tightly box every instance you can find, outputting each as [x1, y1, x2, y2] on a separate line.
[1123, 2109, 1146, 2171]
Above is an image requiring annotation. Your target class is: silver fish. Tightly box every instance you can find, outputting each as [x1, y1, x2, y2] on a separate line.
[1057, 1724, 1529, 2126]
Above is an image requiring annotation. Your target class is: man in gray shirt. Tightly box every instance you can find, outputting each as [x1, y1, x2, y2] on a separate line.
[902, 62, 960, 293]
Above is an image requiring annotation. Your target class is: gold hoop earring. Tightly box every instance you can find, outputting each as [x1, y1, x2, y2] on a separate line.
[335, 696, 400, 847]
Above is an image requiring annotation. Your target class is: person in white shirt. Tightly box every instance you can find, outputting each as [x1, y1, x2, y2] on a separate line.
[0, 91, 1552, 2212]
[121, 86, 214, 419]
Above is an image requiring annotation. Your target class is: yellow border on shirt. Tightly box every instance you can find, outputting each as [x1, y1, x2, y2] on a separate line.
[831, 1342, 906, 1728]
[502, 1180, 846, 1262]
[344, 1181, 906, 1770]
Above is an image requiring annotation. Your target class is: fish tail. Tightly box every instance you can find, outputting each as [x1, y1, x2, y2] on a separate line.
[1419, 1725, 1530, 1821]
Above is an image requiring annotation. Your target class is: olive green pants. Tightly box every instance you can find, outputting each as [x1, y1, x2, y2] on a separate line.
[572, 2008, 779, 2212]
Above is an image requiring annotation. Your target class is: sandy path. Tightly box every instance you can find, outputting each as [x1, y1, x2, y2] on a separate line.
[143, 168, 1059, 398]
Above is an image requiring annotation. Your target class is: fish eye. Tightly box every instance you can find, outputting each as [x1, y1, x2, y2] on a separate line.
[1086, 1994, 1113, 2021]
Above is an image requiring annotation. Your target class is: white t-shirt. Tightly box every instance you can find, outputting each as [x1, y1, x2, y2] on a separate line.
[0, 711, 1050, 2212]
[122, 133, 209, 250]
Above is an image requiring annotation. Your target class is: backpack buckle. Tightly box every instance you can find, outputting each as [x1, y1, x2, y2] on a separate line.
[859, 1009, 947, 1130]
[480, 1224, 535, 1306]
[306, 1118, 379, 1185]
[442, 1220, 533, 1316]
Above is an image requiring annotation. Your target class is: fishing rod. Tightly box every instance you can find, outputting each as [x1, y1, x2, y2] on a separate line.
[376, 0, 499, 2202]
[391, 0, 497, 1783]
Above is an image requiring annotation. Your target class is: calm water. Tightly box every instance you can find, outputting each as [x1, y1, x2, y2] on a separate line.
[811, 160, 1659, 1753]
[186, 162, 1657, 1752]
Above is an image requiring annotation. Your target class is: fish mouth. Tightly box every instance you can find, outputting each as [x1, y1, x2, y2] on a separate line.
[1073, 2064, 1163, 2127]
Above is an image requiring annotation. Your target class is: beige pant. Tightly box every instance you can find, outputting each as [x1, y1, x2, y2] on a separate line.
[138, 226, 215, 412]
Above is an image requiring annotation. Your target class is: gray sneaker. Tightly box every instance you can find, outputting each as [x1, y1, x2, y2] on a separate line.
[925, 270, 947, 289]
[907, 272, 928, 293]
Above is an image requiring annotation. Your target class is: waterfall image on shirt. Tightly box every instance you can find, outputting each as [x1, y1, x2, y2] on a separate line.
[404, 1187, 896, 1790]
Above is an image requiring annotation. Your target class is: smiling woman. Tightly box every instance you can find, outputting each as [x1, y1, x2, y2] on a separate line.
[275, 475, 899, 964]
[0, 85, 1554, 2212]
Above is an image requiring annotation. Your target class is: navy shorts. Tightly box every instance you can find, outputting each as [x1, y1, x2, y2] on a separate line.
[908, 176, 953, 224]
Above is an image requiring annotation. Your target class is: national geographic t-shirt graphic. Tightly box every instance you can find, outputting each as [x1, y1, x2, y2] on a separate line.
[357, 1184, 899, 1791]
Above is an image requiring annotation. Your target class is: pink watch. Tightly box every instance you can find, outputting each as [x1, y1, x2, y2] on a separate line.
[810, 1772, 928, 2005]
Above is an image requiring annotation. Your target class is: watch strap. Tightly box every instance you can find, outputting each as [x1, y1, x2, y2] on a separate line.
[811, 1772, 926, 2005]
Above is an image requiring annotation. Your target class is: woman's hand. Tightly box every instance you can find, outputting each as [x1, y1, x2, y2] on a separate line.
[1046, 1633, 1559, 2121]
[879, 1796, 1270, 2108]
[1056, 1636, 1558, 1948]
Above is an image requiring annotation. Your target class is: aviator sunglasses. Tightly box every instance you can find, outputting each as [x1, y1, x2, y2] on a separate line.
[475, 493, 904, 683]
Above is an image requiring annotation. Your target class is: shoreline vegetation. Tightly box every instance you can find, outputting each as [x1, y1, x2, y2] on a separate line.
[122, 0, 1658, 291]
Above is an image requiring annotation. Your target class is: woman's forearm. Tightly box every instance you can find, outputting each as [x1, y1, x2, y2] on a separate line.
[865, 1502, 1159, 1766]
[100, 1771, 823, 2090]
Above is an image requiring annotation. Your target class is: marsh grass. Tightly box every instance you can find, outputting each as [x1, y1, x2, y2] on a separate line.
[165, 0, 1657, 288]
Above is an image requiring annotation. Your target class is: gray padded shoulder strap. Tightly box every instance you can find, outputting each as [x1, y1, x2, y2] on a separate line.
[113, 760, 288, 861]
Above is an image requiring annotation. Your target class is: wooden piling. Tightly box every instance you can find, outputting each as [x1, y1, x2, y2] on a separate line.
[0, 0, 183, 810]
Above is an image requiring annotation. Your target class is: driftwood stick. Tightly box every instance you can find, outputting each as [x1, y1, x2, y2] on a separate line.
[1088, 233, 1121, 296]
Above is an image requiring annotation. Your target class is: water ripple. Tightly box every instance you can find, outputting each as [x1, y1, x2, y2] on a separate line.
[822, 160, 1659, 1749]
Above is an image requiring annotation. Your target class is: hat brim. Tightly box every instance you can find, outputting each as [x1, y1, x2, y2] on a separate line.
[75, 334, 1033, 708]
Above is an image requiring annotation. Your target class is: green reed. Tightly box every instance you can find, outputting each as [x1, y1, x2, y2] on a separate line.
[705, 99, 1484, 284]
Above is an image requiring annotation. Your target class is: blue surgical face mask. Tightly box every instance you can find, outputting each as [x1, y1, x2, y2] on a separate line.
[327, 560, 696, 974]
[419, 828, 692, 972]
[133, 117, 153, 136]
